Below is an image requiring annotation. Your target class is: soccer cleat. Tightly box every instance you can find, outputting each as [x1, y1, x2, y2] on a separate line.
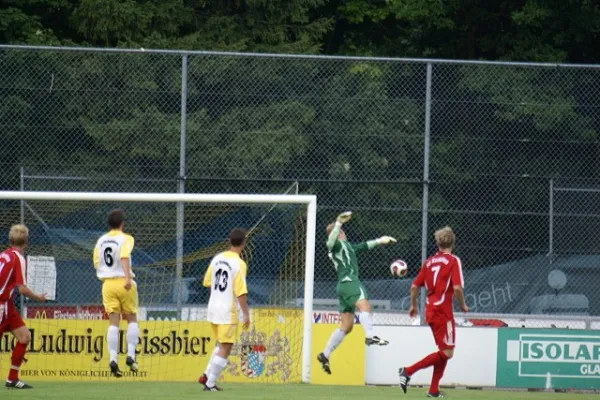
[198, 373, 208, 384]
[365, 336, 389, 346]
[317, 352, 331, 375]
[126, 356, 138, 373]
[427, 392, 446, 398]
[109, 361, 123, 378]
[5, 380, 32, 389]
[398, 367, 411, 394]
[203, 384, 222, 391]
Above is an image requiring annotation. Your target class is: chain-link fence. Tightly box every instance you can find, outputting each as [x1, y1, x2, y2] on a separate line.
[2, 45, 600, 328]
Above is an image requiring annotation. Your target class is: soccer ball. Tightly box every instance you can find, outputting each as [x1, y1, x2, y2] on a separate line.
[390, 259, 408, 278]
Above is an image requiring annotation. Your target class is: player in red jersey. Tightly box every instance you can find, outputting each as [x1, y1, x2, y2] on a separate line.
[398, 226, 468, 398]
[0, 225, 47, 389]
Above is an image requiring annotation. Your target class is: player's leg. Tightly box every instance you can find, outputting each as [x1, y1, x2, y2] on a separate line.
[204, 324, 236, 391]
[123, 313, 139, 372]
[354, 284, 388, 346]
[399, 319, 452, 394]
[106, 313, 122, 377]
[428, 352, 451, 398]
[102, 279, 123, 377]
[317, 286, 355, 375]
[428, 320, 455, 397]
[318, 312, 354, 374]
[122, 281, 140, 372]
[5, 305, 32, 390]
[199, 342, 220, 384]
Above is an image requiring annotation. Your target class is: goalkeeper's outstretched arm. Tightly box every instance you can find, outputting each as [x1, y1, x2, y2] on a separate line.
[327, 211, 352, 250]
[326, 222, 342, 251]
[351, 235, 397, 255]
[365, 235, 398, 250]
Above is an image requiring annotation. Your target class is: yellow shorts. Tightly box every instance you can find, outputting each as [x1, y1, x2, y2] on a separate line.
[211, 324, 237, 344]
[102, 278, 139, 315]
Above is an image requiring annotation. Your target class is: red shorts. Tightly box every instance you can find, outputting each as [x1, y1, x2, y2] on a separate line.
[429, 318, 456, 351]
[0, 302, 25, 334]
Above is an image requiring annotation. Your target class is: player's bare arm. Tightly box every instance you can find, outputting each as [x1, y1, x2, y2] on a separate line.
[409, 267, 425, 318]
[237, 294, 250, 329]
[453, 285, 468, 312]
[408, 284, 419, 317]
[122, 257, 132, 290]
[17, 285, 46, 302]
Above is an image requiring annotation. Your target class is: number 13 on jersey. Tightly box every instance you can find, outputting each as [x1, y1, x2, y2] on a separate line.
[214, 268, 229, 292]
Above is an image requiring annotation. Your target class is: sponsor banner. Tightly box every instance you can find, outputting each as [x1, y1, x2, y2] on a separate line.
[497, 328, 600, 389]
[310, 324, 365, 386]
[0, 308, 302, 383]
[313, 311, 359, 324]
[365, 326, 498, 387]
[312, 310, 413, 326]
[222, 308, 303, 383]
[25, 305, 107, 320]
[0, 320, 211, 381]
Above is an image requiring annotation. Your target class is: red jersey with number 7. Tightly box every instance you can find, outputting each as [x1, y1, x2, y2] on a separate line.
[0, 248, 26, 303]
[413, 251, 464, 322]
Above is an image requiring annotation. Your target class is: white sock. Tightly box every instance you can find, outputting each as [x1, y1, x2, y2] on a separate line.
[127, 322, 139, 360]
[204, 346, 219, 375]
[206, 355, 228, 387]
[323, 328, 346, 358]
[107, 325, 119, 363]
[359, 311, 375, 338]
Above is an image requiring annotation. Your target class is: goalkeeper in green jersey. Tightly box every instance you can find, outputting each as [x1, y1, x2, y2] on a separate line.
[317, 211, 397, 375]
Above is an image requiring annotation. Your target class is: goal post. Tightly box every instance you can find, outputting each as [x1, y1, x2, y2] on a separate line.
[0, 190, 317, 384]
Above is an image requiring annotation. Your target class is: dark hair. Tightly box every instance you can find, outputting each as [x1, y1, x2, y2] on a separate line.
[107, 209, 125, 229]
[229, 228, 247, 247]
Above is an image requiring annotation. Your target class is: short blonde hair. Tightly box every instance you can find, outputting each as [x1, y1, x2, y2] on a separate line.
[9, 224, 29, 247]
[434, 226, 455, 249]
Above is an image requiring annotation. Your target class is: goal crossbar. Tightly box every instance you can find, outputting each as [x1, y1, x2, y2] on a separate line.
[0, 190, 317, 383]
[0, 190, 315, 205]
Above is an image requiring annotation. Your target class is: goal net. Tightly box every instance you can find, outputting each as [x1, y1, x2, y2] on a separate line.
[0, 191, 316, 384]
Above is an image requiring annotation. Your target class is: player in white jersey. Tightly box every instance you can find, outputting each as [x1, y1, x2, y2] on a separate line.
[93, 209, 139, 377]
[199, 228, 250, 391]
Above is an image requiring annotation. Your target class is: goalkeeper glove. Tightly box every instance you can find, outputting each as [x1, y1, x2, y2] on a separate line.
[376, 236, 397, 245]
[336, 211, 352, 224]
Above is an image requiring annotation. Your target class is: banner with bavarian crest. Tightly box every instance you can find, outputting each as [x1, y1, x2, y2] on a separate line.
[222, 308, 302, 383]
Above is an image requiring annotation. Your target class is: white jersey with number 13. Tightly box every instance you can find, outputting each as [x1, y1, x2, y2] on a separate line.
[203, 251, 248, 325]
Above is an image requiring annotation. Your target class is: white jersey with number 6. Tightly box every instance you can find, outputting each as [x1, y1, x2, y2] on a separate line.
[203, 251, 248, 325]
[93, 230, 135, 280]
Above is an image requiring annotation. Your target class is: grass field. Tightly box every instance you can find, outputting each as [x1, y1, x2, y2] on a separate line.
[4, 382, 599, 400]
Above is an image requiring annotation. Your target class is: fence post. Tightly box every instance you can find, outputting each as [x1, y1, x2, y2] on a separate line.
[176, 54, 189, 314]
[548, 178, 554, 263]
[419, 63, 433, 325]
[20, 166, 25, 317]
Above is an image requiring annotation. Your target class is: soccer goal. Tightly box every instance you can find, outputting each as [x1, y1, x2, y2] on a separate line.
[0, 191, 316, 384]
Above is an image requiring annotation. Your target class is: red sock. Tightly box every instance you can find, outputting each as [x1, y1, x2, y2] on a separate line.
[430, 352, 449, 394]
[405, 351, 444, 376]
[8, 342, 27, 382]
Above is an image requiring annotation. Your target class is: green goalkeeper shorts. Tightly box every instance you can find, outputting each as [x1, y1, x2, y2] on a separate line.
[336, 281, 368, 313]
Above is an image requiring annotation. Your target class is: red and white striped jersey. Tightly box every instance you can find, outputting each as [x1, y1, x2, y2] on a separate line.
[0, 248, 26, 302]
[413, 251, 464, 320]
